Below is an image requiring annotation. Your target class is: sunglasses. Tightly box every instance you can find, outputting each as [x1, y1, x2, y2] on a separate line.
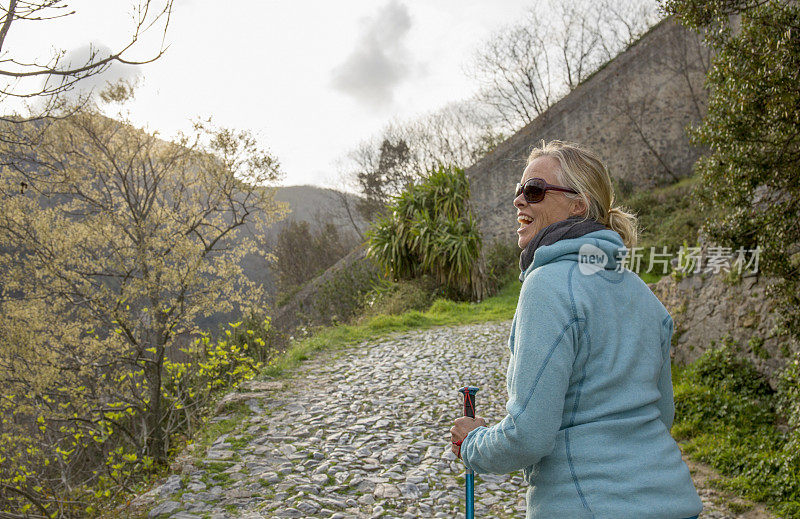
[515, 177, 577, 203]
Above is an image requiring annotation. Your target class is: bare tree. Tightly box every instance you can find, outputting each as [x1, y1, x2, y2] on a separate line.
[595, 0, 665, 58]
[551, 2, 606, 89]
[469, 0, 664, 131]
[469, 22, 557, 129]
[329, 169, 368, 240]
[402, 100, 506, 173]
[607, 21, 712, 186]
[611, 80, 682, 184]
[0, 0, 173, 120]
[339, 98, 506, 221]
[649, 24, 713, 121]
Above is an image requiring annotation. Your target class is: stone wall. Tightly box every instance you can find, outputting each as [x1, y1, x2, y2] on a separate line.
[649, 272, 799, 387]
[465, 16, 712, 245]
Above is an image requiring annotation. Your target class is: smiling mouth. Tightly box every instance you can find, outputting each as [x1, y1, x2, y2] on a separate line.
[517, 215, 534, 231]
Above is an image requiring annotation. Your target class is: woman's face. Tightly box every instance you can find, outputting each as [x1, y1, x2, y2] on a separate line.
[514, 156, 583, 249]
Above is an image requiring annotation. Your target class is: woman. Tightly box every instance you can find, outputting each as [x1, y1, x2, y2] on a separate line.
[450, 140, 703, 518]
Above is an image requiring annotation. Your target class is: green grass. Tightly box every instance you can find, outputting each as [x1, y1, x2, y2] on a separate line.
[672, 343, 800, 517]
[261, 273, 522, 378]
[638, 271, 663, 285]
[188, 401, 252, 456]
[620, 175, 704, 283]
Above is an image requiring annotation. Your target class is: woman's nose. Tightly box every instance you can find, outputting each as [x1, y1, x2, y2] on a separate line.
[514, 192, 527, 209]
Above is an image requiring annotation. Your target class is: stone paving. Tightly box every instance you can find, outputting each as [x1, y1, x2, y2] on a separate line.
[132, 321, 774, 518]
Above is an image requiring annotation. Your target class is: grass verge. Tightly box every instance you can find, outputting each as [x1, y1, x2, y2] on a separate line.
[672, 340, 800, 518]
[262, 273, 522, 378]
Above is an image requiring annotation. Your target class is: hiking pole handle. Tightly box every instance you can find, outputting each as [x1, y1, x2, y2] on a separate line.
[458, 386, 479, 519]
[459, 386, 479, 418]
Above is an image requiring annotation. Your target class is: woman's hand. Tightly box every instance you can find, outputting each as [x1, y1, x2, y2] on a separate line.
[450, 416, 487, 459]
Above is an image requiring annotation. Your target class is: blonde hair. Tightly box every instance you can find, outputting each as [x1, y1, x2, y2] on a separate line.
[527, 139, 639, 249]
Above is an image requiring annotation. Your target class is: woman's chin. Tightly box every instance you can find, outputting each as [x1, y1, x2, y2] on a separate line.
[518, 225, 539, 249]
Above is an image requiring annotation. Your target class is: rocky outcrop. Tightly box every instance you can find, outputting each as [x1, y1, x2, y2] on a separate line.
[650, 272, 799, 386]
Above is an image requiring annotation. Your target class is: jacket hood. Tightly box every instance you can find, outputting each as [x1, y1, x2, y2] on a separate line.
[519, 229, 628, 282]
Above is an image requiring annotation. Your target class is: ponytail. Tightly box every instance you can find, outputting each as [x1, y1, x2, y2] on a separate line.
[604, 206, 639, 250]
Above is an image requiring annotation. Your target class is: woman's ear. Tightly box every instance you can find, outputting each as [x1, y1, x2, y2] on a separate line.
[569, 196, 588, 217]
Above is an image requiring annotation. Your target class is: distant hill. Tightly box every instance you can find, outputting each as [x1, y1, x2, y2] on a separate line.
[271, 185, 368, 240]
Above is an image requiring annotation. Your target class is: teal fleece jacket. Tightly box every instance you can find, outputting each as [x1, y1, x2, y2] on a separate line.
[461, 229, 703, 518]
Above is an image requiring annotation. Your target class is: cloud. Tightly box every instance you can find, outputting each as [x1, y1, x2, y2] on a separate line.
[330, 1, 414, 109]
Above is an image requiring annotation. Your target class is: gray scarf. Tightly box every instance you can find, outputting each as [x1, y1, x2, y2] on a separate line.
[519, 215, 607, 277]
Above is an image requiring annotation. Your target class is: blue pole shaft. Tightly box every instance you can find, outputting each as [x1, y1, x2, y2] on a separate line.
[465, 469, 475, 519]
[459, 386, 479, 519]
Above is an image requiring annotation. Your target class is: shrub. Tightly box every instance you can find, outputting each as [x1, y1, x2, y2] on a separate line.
[673, 341, 800, 516]
[367, 165, 484, 300]
[483, 239, 521, 291]
[689, 336, 774, 399]
[361, 275, 442, 318]
[0, 320, 263, 517]
[664, 0, 800, 346]
[312, 256, 384, 326]
[621, 177, 704, 280]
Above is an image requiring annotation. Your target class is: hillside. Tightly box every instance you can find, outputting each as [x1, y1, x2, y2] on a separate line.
[272, 185, 367, 240]
[202, 184, 367, 332]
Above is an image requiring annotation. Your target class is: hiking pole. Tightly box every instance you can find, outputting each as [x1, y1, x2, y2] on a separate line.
[458, 386, 480, 519]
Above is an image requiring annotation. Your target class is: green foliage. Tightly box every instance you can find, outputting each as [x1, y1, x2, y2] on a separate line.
[660, 0, 771, 29]
[273, 219, 355, 296]
[482, 239, 522, 292]
[623, 177, 703, 253]
[748, 336, 769, 360]
[663, 0, 800, 343]
[367, 165, 485, 300]
[690, 337, 774, 398]
[777, 352, 800, 431]
[0, 321, 265, 517]
[673, 340, 800, 516]
[221, 314, 280, 364]
[621, 176, 704, 281]
[361, 275, 443, 318]
[311, 255, 385, 326]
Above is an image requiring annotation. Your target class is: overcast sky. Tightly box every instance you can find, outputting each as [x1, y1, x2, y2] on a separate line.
[4, 0, 536, 188]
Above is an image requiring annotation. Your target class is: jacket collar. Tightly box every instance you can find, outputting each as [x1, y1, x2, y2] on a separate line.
[519, 229, 628, 282]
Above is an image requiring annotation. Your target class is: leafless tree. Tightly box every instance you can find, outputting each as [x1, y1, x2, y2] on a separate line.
[611, 80, 682, 184]
[402, 100, 506, 173]
[551, 2, 606, 89]
[607, 22, 712, 186]
[0, 0, 173, 122]
[339, 98, 505, 220]
[469, 0, 663, 131]
[594, 0, 664, 58]
[469, 22, 557, 130]
[329, 169, 368, 240]
[649, 24, 713, 121]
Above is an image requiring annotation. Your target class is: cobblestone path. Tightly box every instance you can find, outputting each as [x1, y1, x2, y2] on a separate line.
[133, 321, 774, 519]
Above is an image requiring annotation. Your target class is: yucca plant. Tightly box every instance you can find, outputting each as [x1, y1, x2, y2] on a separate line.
[366, 165, 486, 300]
